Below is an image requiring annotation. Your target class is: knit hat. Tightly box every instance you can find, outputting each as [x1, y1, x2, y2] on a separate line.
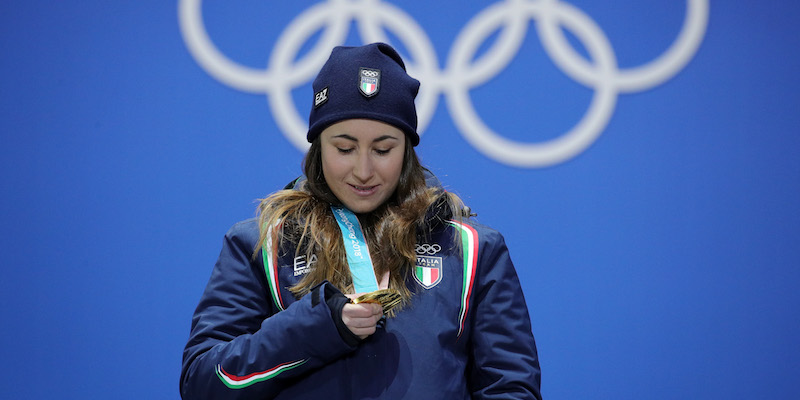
[307, 43, 421, 146]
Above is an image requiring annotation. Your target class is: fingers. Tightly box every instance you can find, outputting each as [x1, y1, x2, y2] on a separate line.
[341, 302, 384, 339]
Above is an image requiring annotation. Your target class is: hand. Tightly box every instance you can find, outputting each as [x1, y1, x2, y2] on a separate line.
[341, 302, 383, 340]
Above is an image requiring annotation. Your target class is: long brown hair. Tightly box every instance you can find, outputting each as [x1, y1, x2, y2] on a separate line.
[256, 135, 464, 310]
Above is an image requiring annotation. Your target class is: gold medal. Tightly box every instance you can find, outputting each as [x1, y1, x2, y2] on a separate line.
[352, 288, 402, 314]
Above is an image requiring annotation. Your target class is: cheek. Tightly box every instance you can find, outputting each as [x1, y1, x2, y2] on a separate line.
[321, 151, 347, 182]
[382, 155, 405, 184]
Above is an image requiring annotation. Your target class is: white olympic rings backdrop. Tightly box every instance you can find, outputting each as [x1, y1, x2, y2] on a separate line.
[178, 0, 708, 168]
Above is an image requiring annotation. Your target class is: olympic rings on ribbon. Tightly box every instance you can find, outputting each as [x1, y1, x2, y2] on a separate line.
[178, 0, 708, 167]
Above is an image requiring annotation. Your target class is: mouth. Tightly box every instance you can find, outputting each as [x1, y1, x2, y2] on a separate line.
[348, 183, 379, 196]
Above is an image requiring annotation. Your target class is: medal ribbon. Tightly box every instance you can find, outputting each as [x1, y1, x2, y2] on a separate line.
[331, 206, 379, 293]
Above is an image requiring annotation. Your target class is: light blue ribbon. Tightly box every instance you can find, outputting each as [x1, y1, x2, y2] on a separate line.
[331, 206, 379, 293]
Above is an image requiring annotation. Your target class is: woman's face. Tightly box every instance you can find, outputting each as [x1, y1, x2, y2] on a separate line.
[320, 119, 406, 213]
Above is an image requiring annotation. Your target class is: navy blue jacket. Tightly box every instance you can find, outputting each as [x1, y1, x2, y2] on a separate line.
[181, 205, 542, 399]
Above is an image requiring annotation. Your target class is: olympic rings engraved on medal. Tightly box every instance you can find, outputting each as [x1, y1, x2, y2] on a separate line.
[415, 244, 442, 255]
[178, 0, 709, 167]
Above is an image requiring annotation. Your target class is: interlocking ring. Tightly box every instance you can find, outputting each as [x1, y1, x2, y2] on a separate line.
[415, 243, 442, 255]
[178, 0, 708, 167]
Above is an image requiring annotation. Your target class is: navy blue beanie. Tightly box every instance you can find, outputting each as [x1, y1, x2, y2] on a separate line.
[307, 43, 421, 146]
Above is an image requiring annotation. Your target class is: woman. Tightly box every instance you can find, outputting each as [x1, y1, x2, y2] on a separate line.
[181, 43, 542, 399]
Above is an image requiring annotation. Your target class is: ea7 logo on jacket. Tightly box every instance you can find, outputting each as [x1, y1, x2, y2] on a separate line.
[292, 254, 316, 276]
[414, 256, 442, 289]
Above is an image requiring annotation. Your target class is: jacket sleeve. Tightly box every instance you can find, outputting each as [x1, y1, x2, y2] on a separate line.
[467, 228, 543, 400]
[180, 220, 357, 399]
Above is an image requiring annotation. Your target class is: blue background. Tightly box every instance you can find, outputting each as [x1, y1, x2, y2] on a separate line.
[1, 1, 798, 398]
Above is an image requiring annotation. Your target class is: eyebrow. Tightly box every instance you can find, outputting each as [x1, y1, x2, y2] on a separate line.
[332, 134, 400, 143]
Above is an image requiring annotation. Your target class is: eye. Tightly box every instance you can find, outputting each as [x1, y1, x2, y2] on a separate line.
[336, 147, 354, 154]
[374, 147, 394, 155]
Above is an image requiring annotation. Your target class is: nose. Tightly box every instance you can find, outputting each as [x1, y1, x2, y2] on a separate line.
[352, 151, 374, 182]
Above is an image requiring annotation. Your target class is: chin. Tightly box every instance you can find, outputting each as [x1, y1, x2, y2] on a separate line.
[341, 194, 392, 214]
[344, 202, 380, 214]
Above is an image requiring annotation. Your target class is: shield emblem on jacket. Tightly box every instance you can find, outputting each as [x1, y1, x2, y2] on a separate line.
[414, 256, 442, 289]
[359, 67, 380, 97]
